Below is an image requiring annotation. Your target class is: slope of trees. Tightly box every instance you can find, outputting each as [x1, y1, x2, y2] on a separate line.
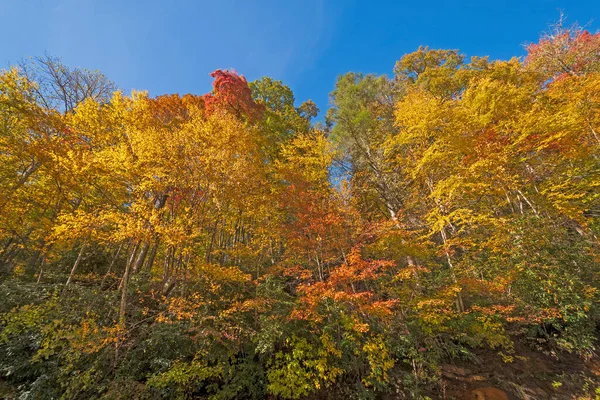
[1, 25, 600, 399]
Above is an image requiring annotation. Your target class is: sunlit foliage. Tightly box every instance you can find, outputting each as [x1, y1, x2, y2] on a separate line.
[1, 22, 600, 399]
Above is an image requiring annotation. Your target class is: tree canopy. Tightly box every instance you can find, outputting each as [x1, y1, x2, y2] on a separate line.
[1, 25, 600, 400]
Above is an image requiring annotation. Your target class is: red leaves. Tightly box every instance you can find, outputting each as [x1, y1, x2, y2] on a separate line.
[525, 29, 600, 78]
[203, 69, 263, 122]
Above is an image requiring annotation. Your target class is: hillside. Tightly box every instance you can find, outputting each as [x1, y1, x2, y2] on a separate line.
[1, 25, 600, 399]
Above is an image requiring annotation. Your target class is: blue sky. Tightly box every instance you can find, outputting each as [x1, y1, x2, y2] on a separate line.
[2, 0, 599, 116]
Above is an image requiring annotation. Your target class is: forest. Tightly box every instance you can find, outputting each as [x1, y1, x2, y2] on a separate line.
[1, 22, 600, 400]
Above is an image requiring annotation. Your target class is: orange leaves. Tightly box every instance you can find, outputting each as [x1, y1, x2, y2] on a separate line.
[157, 294, 206, 323]
[280, 264, 313, 280]
[291, 247, 397, 330]
[148, 94, 204, 127]
[470, 305, 524, 323]
[330, 247, 395, 285]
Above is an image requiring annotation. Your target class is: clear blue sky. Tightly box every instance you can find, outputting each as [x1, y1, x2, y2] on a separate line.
[2, 0, 599, 116]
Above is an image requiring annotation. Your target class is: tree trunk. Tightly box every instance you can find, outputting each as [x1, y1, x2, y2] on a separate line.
[36, 244, 53, 284]
[37, 257, 46, 284]
[119, 241, 139, 291]
[65, 242, 87, 286]
[101, 242, 124, 289]
[132, 242, 150, 274]
[119, 251, 134, 324]
[386, 202, 421, 287]
[143, 238, 160, 276]
[440, 226, 464, 313]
